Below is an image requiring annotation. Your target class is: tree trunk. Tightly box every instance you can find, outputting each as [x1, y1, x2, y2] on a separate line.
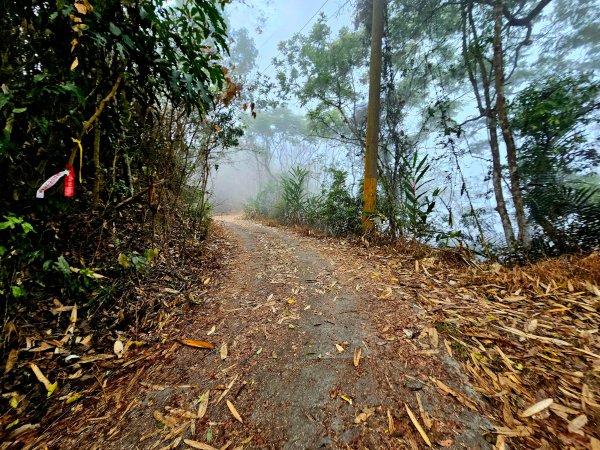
[488, 113, 516, 245]
[362, 0, 385, 233]
[492, 0, 530, 247]
[92, 119, 102, 207]
[462, 0, 515, 246]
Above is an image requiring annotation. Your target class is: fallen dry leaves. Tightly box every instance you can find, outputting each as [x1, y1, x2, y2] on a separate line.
[371, 249, 600, 449]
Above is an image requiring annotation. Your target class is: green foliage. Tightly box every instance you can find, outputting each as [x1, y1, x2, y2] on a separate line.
[117, 249, 157, 272]
[275, 18, 367, 146]
[243, 181, 281, 220]
[512, 75, 600, 255]
[0, 215, 39, 300]
[0, 0, 231, 306]
[314, 169, 361, 235]
[244, 167, 362, 237]
[47, 255, 103, 296]
[398, 152, 442, 240]
[277, 167, 310, 225]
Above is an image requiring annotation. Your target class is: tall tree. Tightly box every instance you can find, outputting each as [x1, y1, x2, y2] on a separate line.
[362, 0, 385, 232]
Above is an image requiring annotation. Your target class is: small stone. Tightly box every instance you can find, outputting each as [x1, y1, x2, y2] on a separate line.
[406, 379, 425, 391]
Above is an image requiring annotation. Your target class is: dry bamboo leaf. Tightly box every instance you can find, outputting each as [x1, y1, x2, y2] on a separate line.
[590, 436, 600, 450]
[494, 346, 517, 373]
[444, 339, 453, 358]
[165, 407, 198, 419]
[387, 408, 395, 434]
[405, 403, 432, 447]
[495, 435, 507, 450]
[519, 398, 553, 418]
[429, 328, 439, 348]
[494, 426, 533, 437]
[114, 340, 124, 358]
[180, 339, 215, 350]
[353, 348, 361, 367]
[416, 393, 433, 429]
[183, 439, 218, 450]
[197, 390, 209, 419]
[582, 383, 600, 408]
[220, 342, 228, 360]
[70, 57, 79, 71]
[567, 414, 587, 435]
[70, 304, 77, 324]
[30, 363, 52, 390]
[335, 343, 344, 353]
[500, 325, 571, 346]
[164, 421, 191, 441]
[501, 398, 515, 428]
[216, 375, 238, 404]
[153, 410, 178, 428]
[219, 441, 233, 450]
[226, 400, 243, 423]
[4, 349, 18, 375]
[429, 377, 478, 411]
[207, 326, 216, 336]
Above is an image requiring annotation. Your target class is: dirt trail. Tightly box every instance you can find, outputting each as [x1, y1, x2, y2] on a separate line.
[43, 217, 493, 449]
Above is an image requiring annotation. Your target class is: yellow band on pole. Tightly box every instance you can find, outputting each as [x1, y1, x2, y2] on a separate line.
[71, 138, 83, 182]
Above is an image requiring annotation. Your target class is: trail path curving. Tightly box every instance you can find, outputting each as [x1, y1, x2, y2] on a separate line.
[45, 217, 492, 449]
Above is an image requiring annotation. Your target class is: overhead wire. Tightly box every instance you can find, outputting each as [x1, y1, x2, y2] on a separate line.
[255, 0, 353, 80]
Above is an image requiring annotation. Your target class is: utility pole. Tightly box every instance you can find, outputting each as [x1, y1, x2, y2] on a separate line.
[362, 0, 384, 233]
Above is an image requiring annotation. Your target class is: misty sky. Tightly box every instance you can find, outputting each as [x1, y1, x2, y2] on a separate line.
[228, 0, 353, 75]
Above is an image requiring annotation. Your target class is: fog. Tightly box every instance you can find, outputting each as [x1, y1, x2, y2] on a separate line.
[210, 151, 261, 213]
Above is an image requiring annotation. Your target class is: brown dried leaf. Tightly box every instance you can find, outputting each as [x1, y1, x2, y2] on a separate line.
[226, 399, 243, 423]
[567, 414, 587, 435]
[30, 363, 52, 391]
[183, 439, 218, 450]
[179, 339, 215, 350]
[197, 390, 209, 419]
[353, 347, 361, 367]
[416, 393, 433, 429]
[354, 407, 375, 424]
[405, 403, 432, 447]
[165, 407, 198, 419]
[429, 377, 478, 411]
[429, 328, 439, 348]
[153, 410, 178, 428]
[216, 375, 238, 404]
[494, 426, 533, 437]
[220, 342, 228, 360]
[114, 340, 124, 358]
[4, 349, 18, 375]
[519, 398, 553, 418]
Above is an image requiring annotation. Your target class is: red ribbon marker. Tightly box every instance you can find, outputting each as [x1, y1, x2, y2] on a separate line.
[36, 165, 74, 199]
[64, 164, 75, 197]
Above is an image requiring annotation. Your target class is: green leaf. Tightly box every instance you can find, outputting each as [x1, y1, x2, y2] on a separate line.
[109, 22, 122, 36]
[21, 222, 34, 235]
[11, 286, 26, 298]
[0, 93, 9, 110]
[117, 252, 129, 268]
